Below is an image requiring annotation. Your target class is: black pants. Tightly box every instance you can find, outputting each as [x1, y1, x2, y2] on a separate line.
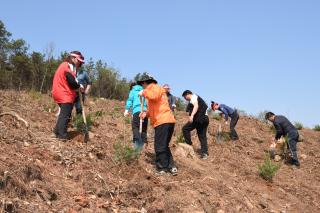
[182, 116, 209, 155]
[230, 111, 239, 140]
[54, 103, 73, 139]
[74, 92, 85, 115]
[287, 130, 299, 162]
[154, 123, 175, 171]
[132, 112, 148, 149]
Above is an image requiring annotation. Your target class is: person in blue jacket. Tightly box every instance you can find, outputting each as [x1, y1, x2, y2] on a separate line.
[211, 101, 239, 140]
[124, 82, 148, 150]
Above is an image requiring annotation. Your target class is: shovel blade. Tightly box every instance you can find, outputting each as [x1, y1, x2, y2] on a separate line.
[83, 123, 89, 143]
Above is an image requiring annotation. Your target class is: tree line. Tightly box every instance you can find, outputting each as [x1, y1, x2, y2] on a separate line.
[0, 20, 186, 109]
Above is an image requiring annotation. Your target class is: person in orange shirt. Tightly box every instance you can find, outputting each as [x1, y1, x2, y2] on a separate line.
[138, 73, 177, 175]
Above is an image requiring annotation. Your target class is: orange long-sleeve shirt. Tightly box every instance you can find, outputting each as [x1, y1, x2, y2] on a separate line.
[143, 83, 176, 128]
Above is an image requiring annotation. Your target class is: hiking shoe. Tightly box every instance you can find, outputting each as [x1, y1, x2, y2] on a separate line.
[286, 159, 300, 168]
[169, 167, 178, 176]
[201, 154, 208, 160]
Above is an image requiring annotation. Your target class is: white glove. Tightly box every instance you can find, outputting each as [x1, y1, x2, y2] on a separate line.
[225, 121, 228, 125]
[138, 90, 144, 96]
[80, 84, 84, 89]
[124, 110, 129, 117]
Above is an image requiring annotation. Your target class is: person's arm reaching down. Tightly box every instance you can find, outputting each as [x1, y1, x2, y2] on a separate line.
[65, 72, 80, 90]
[274, 122, 283, 140]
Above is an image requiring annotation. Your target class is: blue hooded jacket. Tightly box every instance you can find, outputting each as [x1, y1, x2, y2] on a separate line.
[125, 85, 147, 114]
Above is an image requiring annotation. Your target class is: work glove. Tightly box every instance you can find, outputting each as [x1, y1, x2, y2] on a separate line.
[139, 111, 147, 119]
[138, 90, 144, 96]
[124, 110, 129, 117]
[79, 84, 85, 93]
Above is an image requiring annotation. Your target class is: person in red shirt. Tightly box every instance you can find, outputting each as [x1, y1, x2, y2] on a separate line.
[52, 51, 85, 140]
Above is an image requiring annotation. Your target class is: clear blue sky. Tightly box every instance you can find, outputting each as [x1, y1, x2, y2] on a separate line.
[1, 0, 319, 127]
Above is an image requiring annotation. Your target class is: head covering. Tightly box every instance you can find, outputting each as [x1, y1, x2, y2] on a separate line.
[137, 73, 157, 84]
[70, 52, 85, 63]
[163, 84, 170, 89]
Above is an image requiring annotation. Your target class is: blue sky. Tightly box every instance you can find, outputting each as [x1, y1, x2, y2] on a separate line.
[1, 0, 319, 127]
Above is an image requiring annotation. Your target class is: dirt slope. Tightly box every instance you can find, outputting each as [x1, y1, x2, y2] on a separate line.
[0, 90, 319, 213]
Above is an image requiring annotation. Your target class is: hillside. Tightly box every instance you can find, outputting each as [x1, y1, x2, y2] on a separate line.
[0, 90, 319, 213]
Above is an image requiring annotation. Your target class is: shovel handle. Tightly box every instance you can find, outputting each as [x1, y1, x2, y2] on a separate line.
[139, 96, 144, 134]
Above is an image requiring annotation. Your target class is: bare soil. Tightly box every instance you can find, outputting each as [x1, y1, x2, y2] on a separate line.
[0, 90, 319, 213]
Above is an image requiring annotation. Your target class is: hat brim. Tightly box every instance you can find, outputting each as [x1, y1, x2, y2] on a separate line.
[138, 79, 157, 84]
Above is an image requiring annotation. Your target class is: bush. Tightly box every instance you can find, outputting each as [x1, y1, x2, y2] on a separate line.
[176, 133, 186, 144]
[256, 110, 270, 123]
[73, 114, 93, 132]
[294, 122, 303, 130]
[313, 125, 320, 131]
[258, 155, 280, 182]
[113, 141, 140, 163]
[124, 116, 131, 124]
[94, 110, 105, 118]
[28, 89, 42, 99]
[212, 112, 222, 121]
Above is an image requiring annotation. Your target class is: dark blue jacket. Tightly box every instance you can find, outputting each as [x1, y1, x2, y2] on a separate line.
[218, 104, 235, 121]
[76, 70, 92, 86]
[273, 115, 297, 140]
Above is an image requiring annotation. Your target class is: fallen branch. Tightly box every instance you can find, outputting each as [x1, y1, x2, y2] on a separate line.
[0, 111, 29, 128]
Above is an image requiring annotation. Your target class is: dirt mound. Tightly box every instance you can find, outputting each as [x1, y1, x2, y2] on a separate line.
[0, 90, 319, 212]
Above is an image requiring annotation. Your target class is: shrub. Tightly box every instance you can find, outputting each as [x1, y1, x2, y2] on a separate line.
[258, 155, 280, 182]
[94, 110, 105, 118]
[256, 110, 270, 123]
[212, 112, 222, 121]
[313, 125, 320, 131]
[124, 116, 131, 124]
[73, 114, 93, 132]
[28, 89, 42, 99]
[294, 122, 303, 130]
[113, 141, 140, 163]
[176, 133, 186, 144]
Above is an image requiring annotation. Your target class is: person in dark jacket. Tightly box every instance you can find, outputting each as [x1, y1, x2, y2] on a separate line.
[52, 51, 85, 140]
[211, 102, 239, 140]
[182, 90, 209, 159]
[163, 84, 176, 112]
[74, 67, 92, 114]
[265, 112, 300, 167]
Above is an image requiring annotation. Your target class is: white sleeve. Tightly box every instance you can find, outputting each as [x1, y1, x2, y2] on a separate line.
[190, 95, 198, 105]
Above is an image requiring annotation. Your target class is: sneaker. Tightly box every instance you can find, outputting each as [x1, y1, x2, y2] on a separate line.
[201, 154, 208, 160]
[169, 167, 178, 176]
[286, 159, 300, 168]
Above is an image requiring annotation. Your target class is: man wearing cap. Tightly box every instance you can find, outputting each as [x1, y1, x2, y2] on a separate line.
[163, 84, 176, 112]
[211, 101, 239, 141]
[52, 51, 85, 140]
[138, 73, 177, 175]
[265, 112, 300, 167]
[182, 90, 209, 159]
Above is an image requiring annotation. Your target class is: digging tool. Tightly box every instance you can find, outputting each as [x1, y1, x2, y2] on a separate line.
[139, 96, 144, 135]
[216, 123, 222, 143]
[79, 92, 89, 145]
[139, 96, 145, 148]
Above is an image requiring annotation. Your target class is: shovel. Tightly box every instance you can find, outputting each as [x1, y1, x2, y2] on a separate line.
[79, 92, 89, 145]
[139, 96, 146, 148]
[216, 123, 222, 144]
